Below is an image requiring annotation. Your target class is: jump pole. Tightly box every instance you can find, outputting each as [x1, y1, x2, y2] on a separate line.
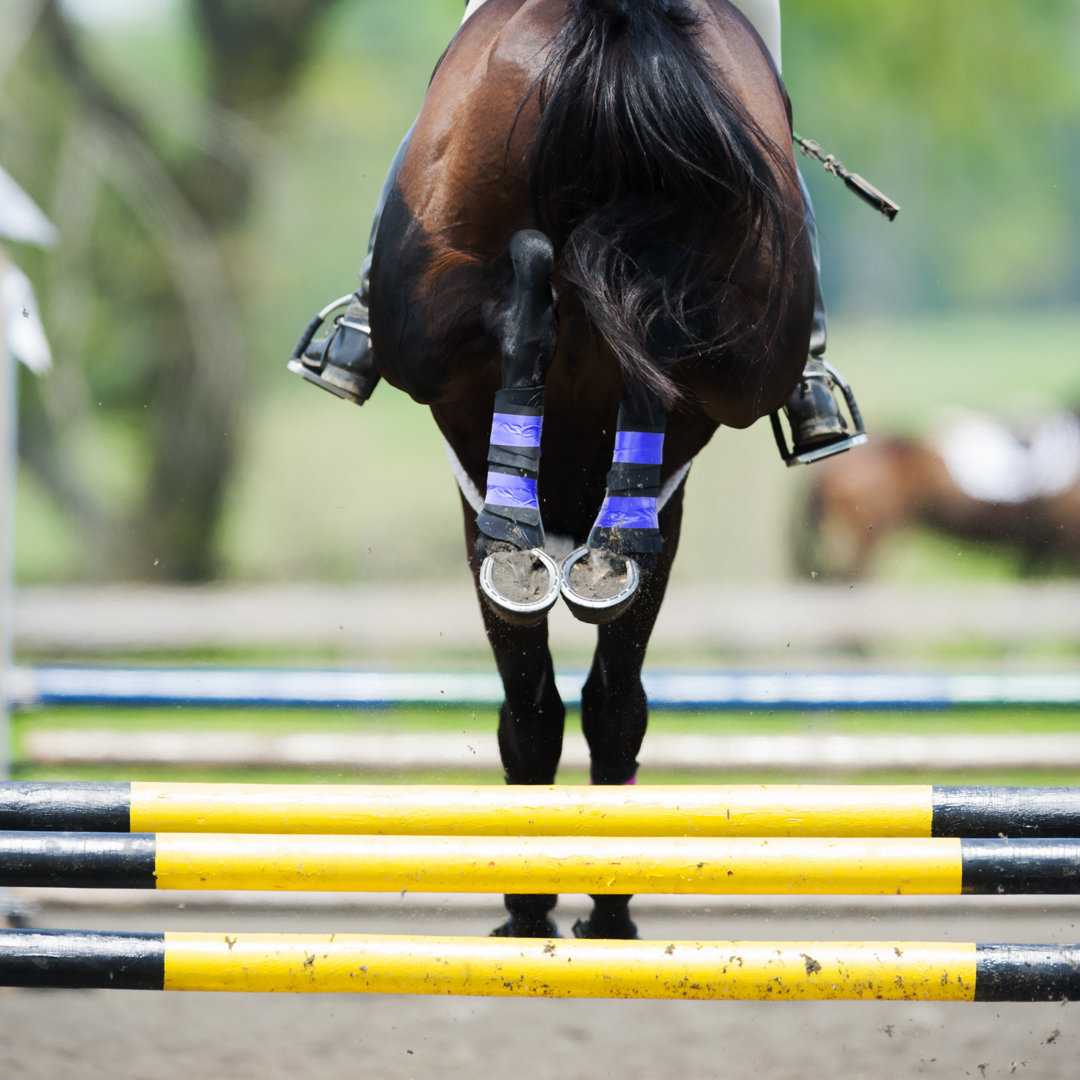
[4, 781, 1080, 838]
[2, 930, 1079, 1000]
[3, 833, 1080, 895]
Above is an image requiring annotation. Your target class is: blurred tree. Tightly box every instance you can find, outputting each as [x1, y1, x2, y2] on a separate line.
[3, 0, 1079, 585]
[783, 0, 1080, 313]
[5, 0, 350, 581]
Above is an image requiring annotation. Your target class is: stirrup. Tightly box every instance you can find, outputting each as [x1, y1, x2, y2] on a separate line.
[287, 293, 378, 405]
[771, 359, 868, 466]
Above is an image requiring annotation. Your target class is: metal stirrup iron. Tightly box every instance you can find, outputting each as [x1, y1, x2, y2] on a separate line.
[771, 359, 868, 466]
[287, 293, 378, 405]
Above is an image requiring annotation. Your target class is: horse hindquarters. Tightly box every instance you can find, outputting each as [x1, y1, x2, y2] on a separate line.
[374, 0, 810, 940]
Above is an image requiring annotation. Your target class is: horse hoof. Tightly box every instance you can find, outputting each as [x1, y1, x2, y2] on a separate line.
[558, 546, 640, 624]
[571, 916, 639, 940]
[479, 547, 561, 627]
[490, 916, 561, 939]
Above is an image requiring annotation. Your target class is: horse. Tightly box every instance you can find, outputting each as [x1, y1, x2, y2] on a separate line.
[793, 410, 1080, 581]
[367, 0, 814, 938]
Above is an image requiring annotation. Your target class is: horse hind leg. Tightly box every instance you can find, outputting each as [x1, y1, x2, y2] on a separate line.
[475, 230, 562, 627]
[490, 893, 560, 939]
[569, 610, 667, 942]
[480, 609, 565, 938]
[560, 386, 665, 624]
[472, 230, 563, 938]
[570, 619, 654, 942]
[569, 469, 688, 940]
[572, 896, 638, 940]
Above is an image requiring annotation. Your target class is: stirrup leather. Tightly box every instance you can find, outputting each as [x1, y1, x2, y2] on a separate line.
[771, 359, 868, 466]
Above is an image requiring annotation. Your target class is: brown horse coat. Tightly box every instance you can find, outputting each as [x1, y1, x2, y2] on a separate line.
[366, 0, 813, 936]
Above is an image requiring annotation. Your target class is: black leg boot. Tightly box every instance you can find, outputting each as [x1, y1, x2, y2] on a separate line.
[288, 291, 377, 404]
[773, 170, 867, 465]
[287, 121, 416, 405]
[490, 894, 560, 939]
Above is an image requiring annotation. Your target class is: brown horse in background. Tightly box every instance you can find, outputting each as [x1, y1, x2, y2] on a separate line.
[794, 414, 1080, 580]
[368, 0, 813, 937]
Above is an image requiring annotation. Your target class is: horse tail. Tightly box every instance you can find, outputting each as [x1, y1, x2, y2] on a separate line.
[528, 0, 797, 406]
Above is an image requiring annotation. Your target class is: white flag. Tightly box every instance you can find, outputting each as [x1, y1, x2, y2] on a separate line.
[0, 166, 58, 249]
[2, 262, 52, 374]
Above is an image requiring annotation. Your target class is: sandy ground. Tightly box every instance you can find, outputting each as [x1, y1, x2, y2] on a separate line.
[7, 583, 1080, 1078]
[2, 895, 1078, 1080]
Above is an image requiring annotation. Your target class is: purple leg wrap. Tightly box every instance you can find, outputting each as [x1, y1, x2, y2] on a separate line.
[588, 405, 665, 556]
[476, 386, 545, 549]
[587, 421, 660, 552]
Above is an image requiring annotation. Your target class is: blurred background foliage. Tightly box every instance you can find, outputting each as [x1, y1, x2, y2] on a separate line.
[2, 0, 1079, 586]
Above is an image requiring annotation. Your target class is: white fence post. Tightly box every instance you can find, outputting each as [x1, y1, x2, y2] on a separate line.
[1, 246, 12, 779]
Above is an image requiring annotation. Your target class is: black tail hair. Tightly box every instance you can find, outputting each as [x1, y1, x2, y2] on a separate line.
[528, 0, 796, 405]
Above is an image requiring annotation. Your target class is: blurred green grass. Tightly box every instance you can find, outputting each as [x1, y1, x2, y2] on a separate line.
[219, 307, 1080, 588]
[21, 309, 1076, 586]
[17, 703, 1080, 737]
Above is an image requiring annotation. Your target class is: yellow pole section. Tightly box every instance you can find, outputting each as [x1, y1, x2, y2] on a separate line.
[131, 783, 934, 837]
[162, 933, 978, 1000]
[153, 834, 963, 894]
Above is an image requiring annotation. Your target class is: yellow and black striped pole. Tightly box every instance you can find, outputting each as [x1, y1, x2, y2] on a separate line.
[2, 782, 1079, 837]
[3, 832, 1079, 894]
[2, 930, 1078, 1000]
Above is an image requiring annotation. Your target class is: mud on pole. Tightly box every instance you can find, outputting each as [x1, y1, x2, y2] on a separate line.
[3, 832, 1080, 896]
[2, 930, 1080, 1001]
[4, 781, 1080, 838]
